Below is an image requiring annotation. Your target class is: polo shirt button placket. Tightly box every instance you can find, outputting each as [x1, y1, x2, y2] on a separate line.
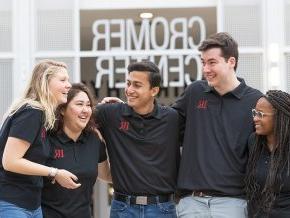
[139, 122, 144, 135]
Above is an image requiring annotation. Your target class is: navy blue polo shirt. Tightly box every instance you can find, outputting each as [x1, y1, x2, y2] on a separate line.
[96, 102, 181, 195]
[0, 105, 49, 210]
[172, 78, 263, 196]
[41, 130, 107, 218]
[248, 133, 290, 217]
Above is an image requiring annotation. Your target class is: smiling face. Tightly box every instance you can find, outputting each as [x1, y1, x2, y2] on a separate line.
[253, 97, 275, 137]
[201, 47, 236, 89]
[125, 71, 159, 114]
[48, 68, 71, 106]
[62, 91, 92, 133]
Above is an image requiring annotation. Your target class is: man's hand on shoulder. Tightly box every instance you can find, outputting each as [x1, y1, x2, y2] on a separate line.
[99, 97, 124, 105]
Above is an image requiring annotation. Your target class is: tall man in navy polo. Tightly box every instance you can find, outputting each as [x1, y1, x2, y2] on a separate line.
[96, 61, 181, 218]
[173, 32, 263, 218]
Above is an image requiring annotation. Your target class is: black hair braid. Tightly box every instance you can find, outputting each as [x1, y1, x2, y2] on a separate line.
[267, 90, 290, 117]
[246, 90, 290, 218]
[245, 136, 266, 217]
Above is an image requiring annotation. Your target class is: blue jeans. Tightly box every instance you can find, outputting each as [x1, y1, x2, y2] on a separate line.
[110, 199, 177, 218]
[176, 196, 247, 218]
[0, 200, 42, 218]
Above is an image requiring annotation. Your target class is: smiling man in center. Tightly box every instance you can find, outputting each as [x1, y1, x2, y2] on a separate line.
[95, 61, 181, 218]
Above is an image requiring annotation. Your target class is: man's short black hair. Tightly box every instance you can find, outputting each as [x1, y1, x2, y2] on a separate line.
[127, 61, 161, 88]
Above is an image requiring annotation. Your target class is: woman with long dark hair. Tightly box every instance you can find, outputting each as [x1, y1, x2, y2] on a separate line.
[41, 83, 111, 218]
[245, 90, 290, 218]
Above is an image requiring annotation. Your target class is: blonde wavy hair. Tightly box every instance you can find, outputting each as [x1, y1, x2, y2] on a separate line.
[5, 59, 68, 130]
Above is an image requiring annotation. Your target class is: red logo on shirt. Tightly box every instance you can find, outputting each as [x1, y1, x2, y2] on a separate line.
[41, 128, 46, 141]
[119, 120, 129, 131]
[197, 99, 208, 109]
[54, 149, 64, 159]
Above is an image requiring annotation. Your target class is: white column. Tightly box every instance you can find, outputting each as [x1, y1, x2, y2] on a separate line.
[13, 0, 33, 99]
[73, 0, 80, 82]
[93, 182, 110, 218]
[265, 0, 285, 90]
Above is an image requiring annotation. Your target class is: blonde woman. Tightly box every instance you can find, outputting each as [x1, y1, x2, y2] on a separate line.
[0, 60, 80, 218]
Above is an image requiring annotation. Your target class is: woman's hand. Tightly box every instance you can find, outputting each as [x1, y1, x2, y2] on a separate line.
[54, 169, 81, 189]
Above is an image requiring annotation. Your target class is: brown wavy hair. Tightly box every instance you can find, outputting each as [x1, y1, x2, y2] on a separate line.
[53, 83, 97, 133]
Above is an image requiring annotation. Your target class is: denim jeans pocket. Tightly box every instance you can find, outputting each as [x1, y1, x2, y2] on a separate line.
[157, 201, 177, 214]
[110, 199, 128, 212]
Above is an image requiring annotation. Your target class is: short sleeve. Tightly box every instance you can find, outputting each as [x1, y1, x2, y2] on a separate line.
[98, 141, 107, 163]
[95, 104, 109, 129]
[171, 87, 188, 118]
[95, 103, 119, 137]
[9, 107, 43, 144]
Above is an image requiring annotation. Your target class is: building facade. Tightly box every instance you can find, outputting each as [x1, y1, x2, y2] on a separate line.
[1, 0, 290, 217]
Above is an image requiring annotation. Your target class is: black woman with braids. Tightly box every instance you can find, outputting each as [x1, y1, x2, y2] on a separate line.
[245, 90, 290, 218]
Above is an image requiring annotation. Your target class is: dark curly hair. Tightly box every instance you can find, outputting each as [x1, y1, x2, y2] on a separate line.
[245, 90, 290, 217]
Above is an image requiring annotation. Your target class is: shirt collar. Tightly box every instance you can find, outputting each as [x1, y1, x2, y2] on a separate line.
[230, 78, 246, 99]
[56, 130, 86, 144]
[122, 100, 163, 119]
[203, 78, 246, 99]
